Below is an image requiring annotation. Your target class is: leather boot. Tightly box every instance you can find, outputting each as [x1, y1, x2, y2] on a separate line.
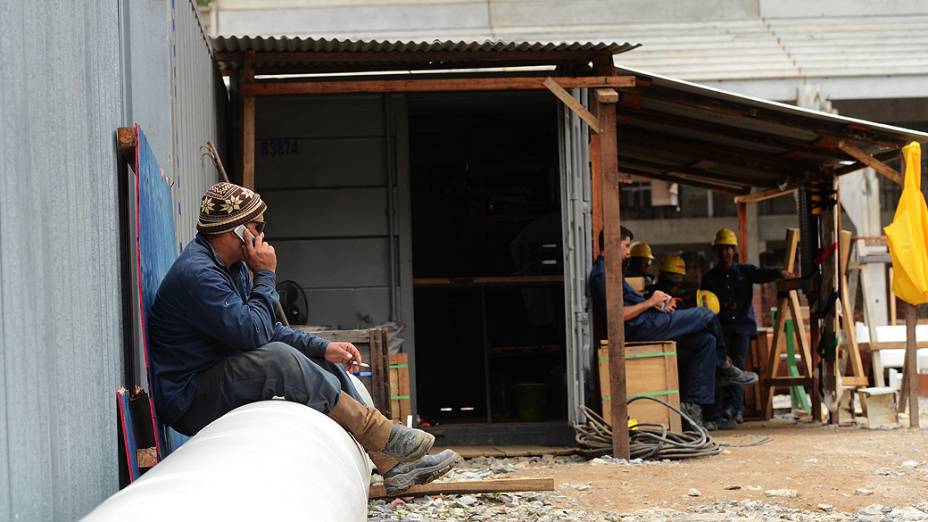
[369, 452, 399, 475]
[327, 392, 434, 462]
[327, 392, 393, 453]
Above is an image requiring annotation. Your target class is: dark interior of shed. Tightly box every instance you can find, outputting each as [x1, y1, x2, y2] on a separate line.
[407, 91, 568, 425]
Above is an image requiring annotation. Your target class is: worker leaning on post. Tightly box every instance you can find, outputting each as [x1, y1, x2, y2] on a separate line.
[589, 227, 759, 430]
[700, 228, 794, 428]
[148, 182, 460, 494]
[625, 241, 656, 285]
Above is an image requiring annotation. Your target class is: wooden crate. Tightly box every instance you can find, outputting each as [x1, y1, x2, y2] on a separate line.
[599, 341, 682, 432]
[296, 326, 392, 418]
[389, 353, 412, 424]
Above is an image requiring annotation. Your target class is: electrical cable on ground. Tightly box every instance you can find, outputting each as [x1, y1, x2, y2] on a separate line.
[574, 397, 723, 460]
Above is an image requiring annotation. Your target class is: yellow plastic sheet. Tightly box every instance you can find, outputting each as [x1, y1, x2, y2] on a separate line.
[884, 142, 928, 305]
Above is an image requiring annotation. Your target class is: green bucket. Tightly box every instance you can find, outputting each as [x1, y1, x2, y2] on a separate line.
[515, 383, 548, 421]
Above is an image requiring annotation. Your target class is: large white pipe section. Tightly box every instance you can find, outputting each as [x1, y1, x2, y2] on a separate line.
[84, 398, 373, 522]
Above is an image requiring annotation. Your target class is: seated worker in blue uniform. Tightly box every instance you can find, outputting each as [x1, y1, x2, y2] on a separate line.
[625, 241, 656, 286]
[646, 254, 695, 309]
[590, 227, 758, 429]
[700, 228, 793, 427]
[148, 182, 460, 494]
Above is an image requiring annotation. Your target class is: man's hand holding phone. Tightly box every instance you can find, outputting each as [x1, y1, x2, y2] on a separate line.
[242, 228, 277, 272]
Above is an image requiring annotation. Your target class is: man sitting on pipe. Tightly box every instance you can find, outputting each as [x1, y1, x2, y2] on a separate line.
[149, 182, 460, 494]
[589, 227, 758, 430]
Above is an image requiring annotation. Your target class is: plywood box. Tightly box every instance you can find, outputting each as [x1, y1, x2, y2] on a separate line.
[599, 341, 682, 432]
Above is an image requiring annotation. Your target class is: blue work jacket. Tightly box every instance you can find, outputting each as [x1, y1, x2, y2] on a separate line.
[148, 234, 330, 424]
[590, 255, 663, 335]
[700, 263, 781, 335]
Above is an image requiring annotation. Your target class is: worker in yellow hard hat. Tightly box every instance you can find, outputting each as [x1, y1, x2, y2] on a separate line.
[590, 226, 760, 432]
[646, 254, 693, 307]
[625, 241, 656, 285]
[700, 227, 795, 428]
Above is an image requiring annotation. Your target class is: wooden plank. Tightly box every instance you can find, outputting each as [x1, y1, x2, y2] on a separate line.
[837, 140, 903, 187]
[662, 342, 682, 432]
[369, 478, 555, 499]
[389, 355, 401, 422]
[737, 202, 748, 262]
[765, 376, 813, 386]
[859, 341, 928, 351]
[839, 229, 867, 386]
[369, 330, 387, 416]
[396, 352, 411, 424]
[902, 302, 920, 426]
[243, 75, 636, 96]
[591, 132, 603, 258]
[543, 77, 602, 133]
[242, 51, 256, 190]
[595, 88, 619, 104]
[734, 185, 798, 205]
[594, 62, 630, 459]
[597, 347, 612, 426]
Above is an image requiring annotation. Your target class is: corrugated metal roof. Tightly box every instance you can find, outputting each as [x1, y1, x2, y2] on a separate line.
[614, 66, 928, 192]
[213, 35, 639, 73]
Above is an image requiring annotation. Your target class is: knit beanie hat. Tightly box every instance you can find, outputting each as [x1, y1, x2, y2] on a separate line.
[197, 182, 267, 235]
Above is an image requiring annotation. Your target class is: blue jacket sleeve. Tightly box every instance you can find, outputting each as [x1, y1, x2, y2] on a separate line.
[186, 266, 278, 351]
[271, 324, 330, 359]
[747, 265, 782, 284]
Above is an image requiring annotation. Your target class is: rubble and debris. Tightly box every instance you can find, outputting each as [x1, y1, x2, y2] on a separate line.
[764, 488, 799, 498]
[687, 488, 702, 497]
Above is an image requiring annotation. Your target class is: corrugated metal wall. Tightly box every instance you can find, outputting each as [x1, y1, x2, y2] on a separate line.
[0, 1, 123, 520]
[255, 94, 407, 330]
[0, 1, 222, 519]
[171, 0, 225, 246]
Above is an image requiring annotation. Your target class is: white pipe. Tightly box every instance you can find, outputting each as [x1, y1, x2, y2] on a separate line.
[84, 400, 373, 522]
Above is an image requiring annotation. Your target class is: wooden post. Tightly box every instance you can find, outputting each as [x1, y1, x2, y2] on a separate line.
[903, 302, 920, 427]
[737, 202, 748, 262]
[242, 51, 256, 190]
[593, 61, 630, 459]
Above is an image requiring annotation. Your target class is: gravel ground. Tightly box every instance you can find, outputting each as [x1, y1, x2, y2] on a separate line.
[369, 448, 928, 521]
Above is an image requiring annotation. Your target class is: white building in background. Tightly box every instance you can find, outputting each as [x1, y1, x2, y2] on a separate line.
[200, 0, 927, 304]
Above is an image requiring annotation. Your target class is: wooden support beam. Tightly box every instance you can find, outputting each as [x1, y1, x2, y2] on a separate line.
[242, 75, 636, 96]
[543, 77, 602, 134]
[836, 141, 903, 186]
[737, 202, 748, 262]
[242, 51, 256, 190]
[593, 62, 631, 460]
[595, 88, 619, 104]
[369, 477, 555, 499]
[117, 127, 136, 158]
[901, 302, 920, 427]
[619, 167, 749, 195]
[734, 185, 798, 205]
[859, 340, 928, 351]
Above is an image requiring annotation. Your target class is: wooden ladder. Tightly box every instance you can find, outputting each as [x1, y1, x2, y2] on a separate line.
[762, 229, 816, 419]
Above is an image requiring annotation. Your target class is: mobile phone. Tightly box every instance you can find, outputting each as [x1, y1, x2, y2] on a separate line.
[233, 224, 248, 244]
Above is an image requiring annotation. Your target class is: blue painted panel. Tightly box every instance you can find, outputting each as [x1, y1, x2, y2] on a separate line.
[135, 126, 189, 455]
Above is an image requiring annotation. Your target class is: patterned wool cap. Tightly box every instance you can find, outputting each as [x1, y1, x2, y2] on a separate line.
[197, 182, 267, 234]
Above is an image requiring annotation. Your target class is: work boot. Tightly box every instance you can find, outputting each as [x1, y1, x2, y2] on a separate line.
[734, 411, 744, 424]
[382, 450, 462, 495]
[327, 392, 434, 462]
[717, 364, 758, 386]
[382, 424, 436, 463]
[704, 417, 737, 431]
[680, 402, 704, 431]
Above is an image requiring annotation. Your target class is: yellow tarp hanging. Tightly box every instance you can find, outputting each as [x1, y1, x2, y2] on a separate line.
[884, 142, 928, 305]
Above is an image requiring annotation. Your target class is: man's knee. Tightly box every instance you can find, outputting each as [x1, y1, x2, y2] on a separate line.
[256, 342, 310, 376]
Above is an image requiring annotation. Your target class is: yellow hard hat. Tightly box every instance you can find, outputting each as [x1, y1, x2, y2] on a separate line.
[629, 241, 655, 260]
[713, 228, 738, 247]
[696, 290, 720, 314]
[659, 255, 687, 276]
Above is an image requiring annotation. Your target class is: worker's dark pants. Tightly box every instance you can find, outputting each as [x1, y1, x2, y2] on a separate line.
[721, 330, 752, 416]
[173, 342, 363, 436]
[627, 308, 727, 406]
